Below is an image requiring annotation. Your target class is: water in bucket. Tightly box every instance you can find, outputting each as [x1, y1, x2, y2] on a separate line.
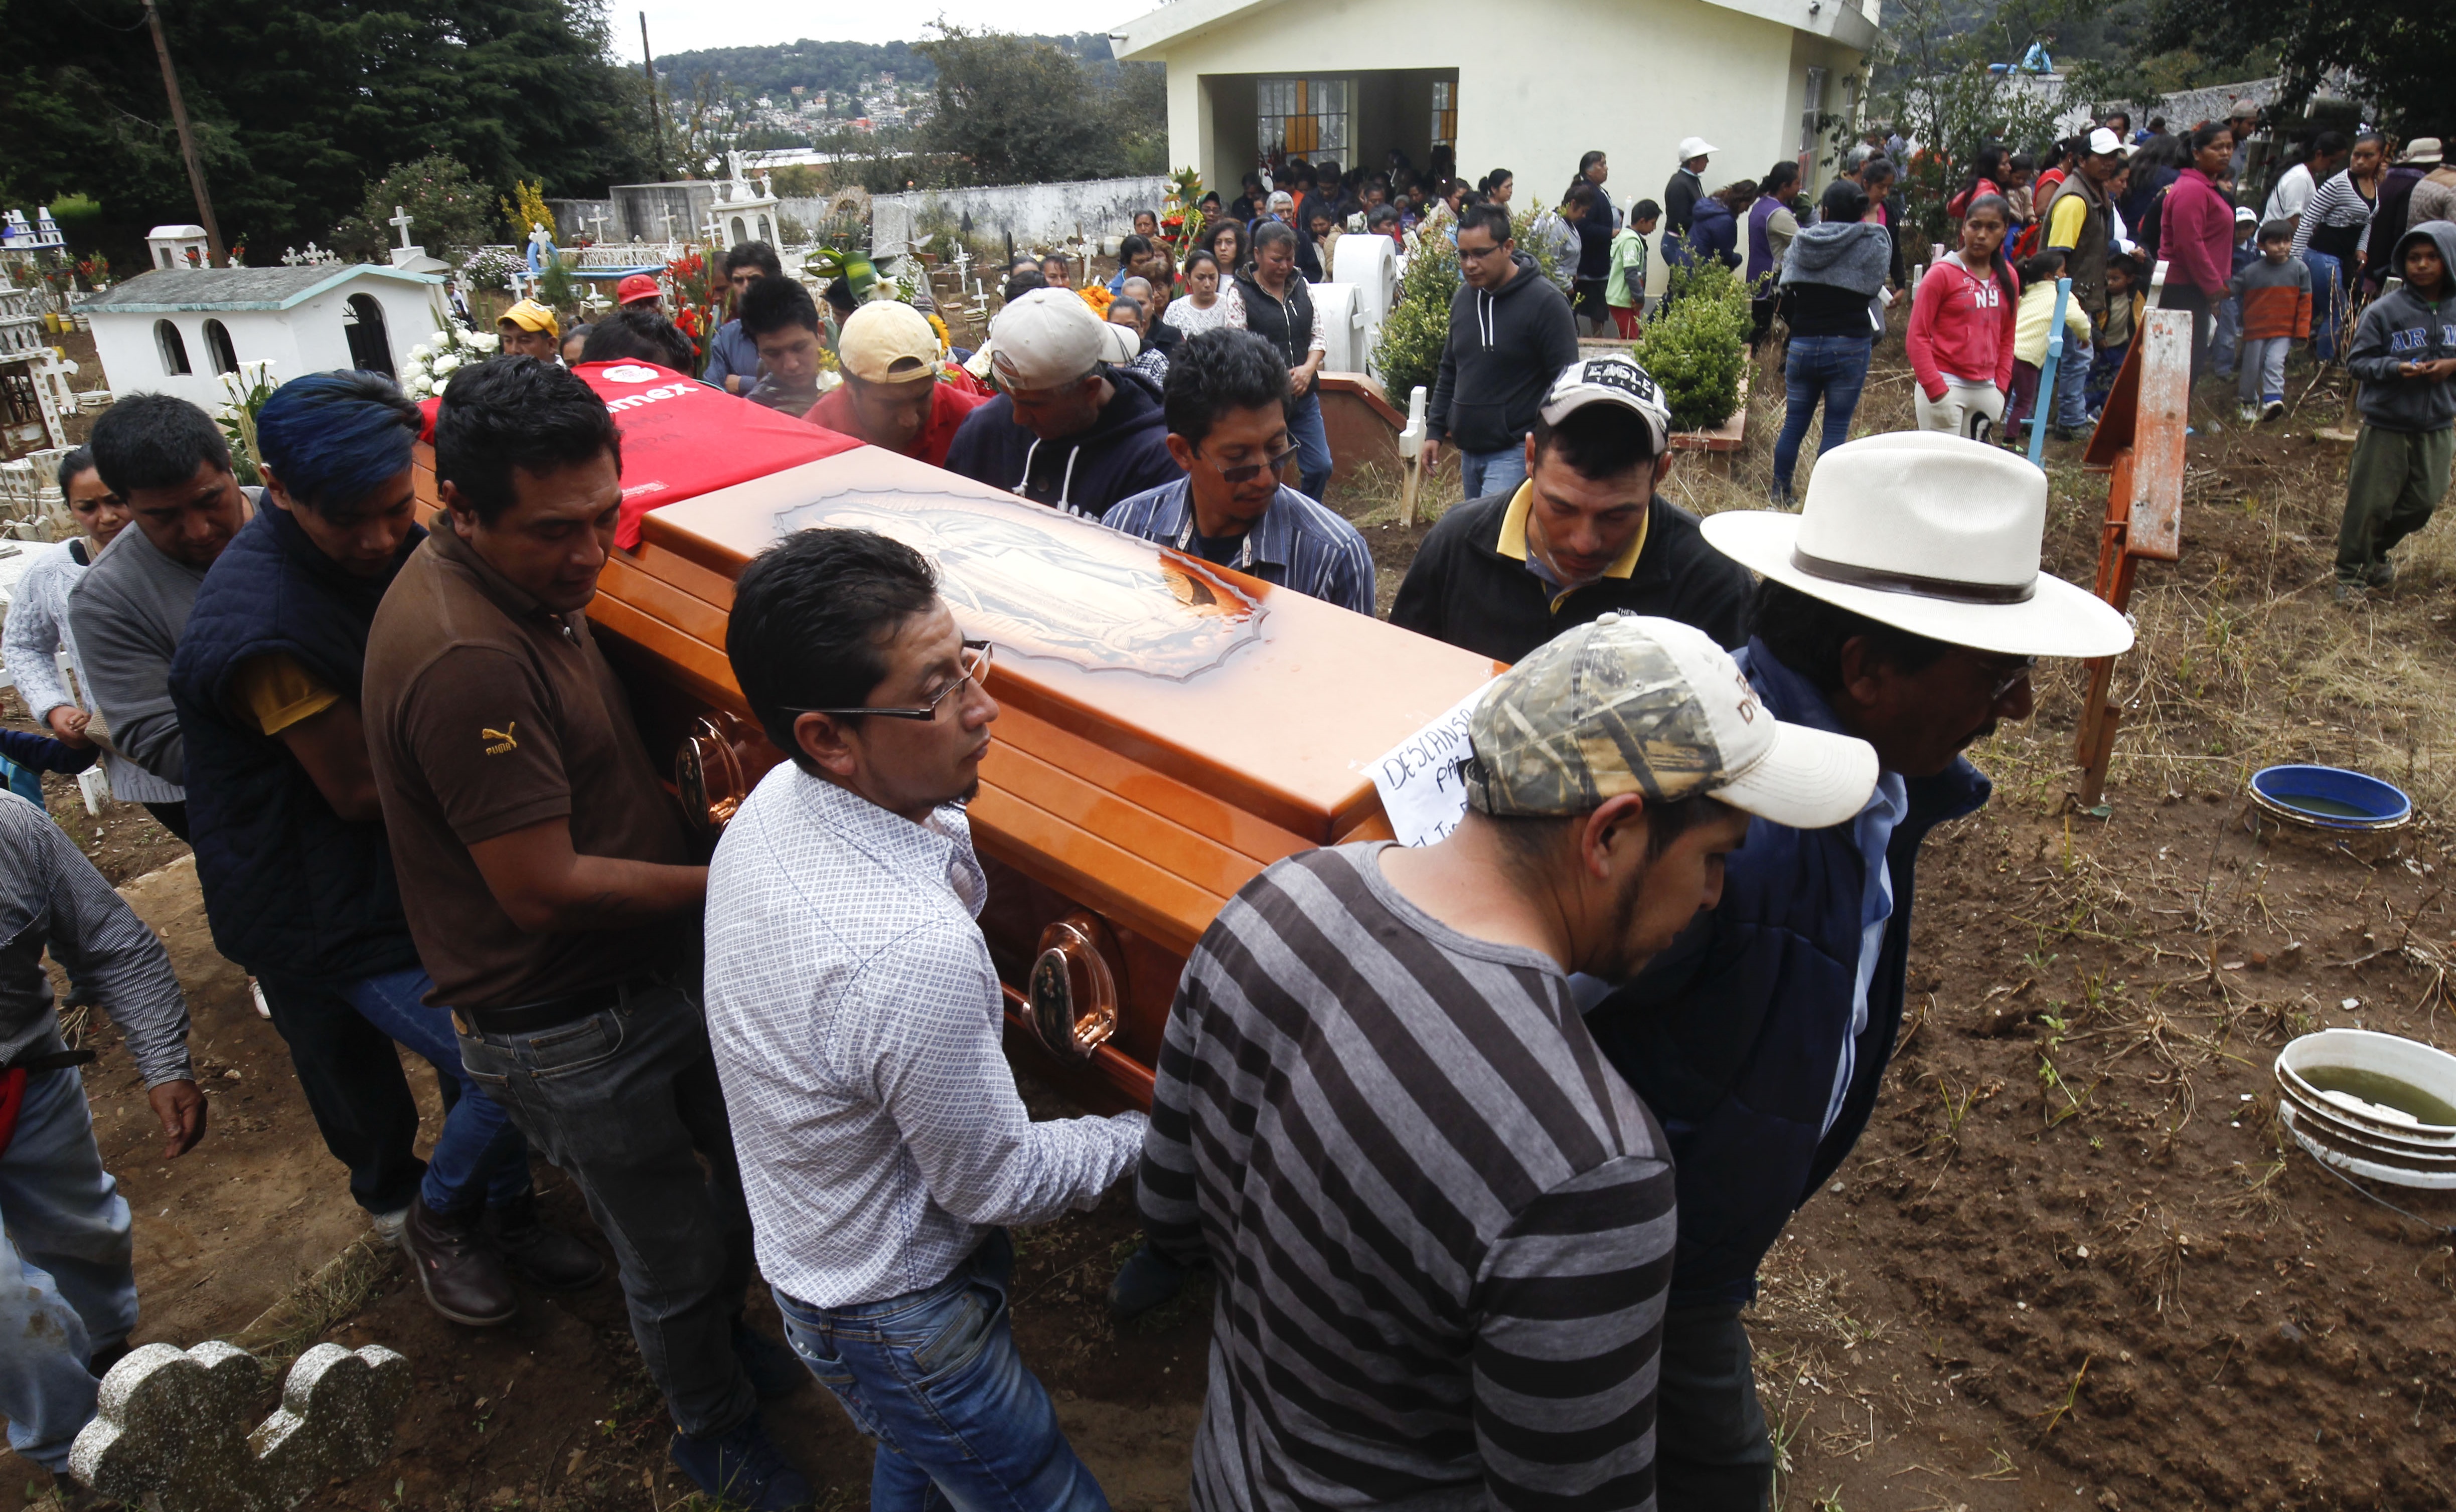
[2301, 1065, 2456, 1129]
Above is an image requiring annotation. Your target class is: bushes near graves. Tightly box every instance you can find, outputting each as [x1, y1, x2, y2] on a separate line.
[1634, 257, 1750, 432]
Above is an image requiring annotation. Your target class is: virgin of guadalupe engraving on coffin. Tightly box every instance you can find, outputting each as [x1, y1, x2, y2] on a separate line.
[416, 439, 1498, 1111]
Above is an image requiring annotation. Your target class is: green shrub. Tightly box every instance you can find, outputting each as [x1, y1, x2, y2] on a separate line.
[1634, 256, 1751, 432]
[1371, 225, 1462, 403]
[534, 255, 580, 316]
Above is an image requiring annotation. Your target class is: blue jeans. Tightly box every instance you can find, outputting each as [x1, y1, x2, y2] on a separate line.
[1458, 440, 1530, 502]
[775, 1232, 1108, 1512]
[2051, 315, 2095, 428]
[2305, 250, 2346, 363]
[1287, 388, 1333, 501]
[1, 1067, 137, 1471]
[1773, 335, 1872, 497]
[340, 967, 529, 1212]
[255, 965, 524, 1216]
[458, 981, 756, 1439]
[2210, 296, 2242, 377]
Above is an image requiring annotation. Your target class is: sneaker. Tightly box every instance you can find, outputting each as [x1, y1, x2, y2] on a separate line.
[1110, 1241, 1195, 1320]
[669, 1413, 813, 1512]
[370, 1205, 411, 1246]
[2262, 399, 2286, 423]
[401, 1195, 518, 1327]
[248, 977, 271, 1019]
[2238, 403, 2258, 424]
[2333, 581, 2366, 605]
[2367, 559, 2395, 588]
[732, 1322, 808, 1400]
[487, 1193, 607, 1292]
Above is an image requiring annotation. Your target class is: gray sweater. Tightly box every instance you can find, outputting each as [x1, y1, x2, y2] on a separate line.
[0, 791, 191, 1085]
[66, 498, 256, 791]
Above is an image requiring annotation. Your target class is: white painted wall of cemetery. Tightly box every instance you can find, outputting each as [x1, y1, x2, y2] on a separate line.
[869, 178, 1174, 258]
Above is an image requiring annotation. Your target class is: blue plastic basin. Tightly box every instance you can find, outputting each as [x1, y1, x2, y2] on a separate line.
[2249, 764, 2412, 830]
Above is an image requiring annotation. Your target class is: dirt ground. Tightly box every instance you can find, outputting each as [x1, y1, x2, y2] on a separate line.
[11, 316, 2456, 1511]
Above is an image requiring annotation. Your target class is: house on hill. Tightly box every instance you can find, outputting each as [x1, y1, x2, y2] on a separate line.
[80, 265, 444, 413]
[1114, 0, 1879, 209]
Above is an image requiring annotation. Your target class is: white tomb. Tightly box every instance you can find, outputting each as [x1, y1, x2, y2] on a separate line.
[710, 151, 782, 250]
[146, 225, 211, 271]
[82, 264, 445, 412]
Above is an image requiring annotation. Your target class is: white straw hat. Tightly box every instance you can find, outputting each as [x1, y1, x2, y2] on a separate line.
[1701, 432, 2134, 658]
[1676, 136, 1719, 161]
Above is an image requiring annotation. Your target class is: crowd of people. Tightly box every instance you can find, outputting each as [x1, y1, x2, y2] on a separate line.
[0, 112, 2447, 1512]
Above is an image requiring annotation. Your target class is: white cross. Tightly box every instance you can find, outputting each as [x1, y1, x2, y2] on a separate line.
[388, 205, 413, 249]
[587, 209, 608, 244]
[658, 208, 679, 244]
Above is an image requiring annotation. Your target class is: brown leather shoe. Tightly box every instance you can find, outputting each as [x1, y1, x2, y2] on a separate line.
[488, 1193, 608, 1292]
[402, 1195, 517, 1326]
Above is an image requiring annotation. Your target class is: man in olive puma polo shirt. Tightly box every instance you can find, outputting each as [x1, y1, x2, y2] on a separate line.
[361, 357, 811, 1512]
[1392, 356, 1751, 661]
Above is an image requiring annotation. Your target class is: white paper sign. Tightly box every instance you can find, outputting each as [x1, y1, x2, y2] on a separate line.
[1368, 679, 1496, 848]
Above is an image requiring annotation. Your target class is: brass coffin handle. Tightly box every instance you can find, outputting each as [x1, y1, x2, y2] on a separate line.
[1024, 914, 1122, 1061]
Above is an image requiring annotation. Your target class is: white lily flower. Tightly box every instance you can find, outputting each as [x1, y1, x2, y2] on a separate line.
[431, 353, 459, 375]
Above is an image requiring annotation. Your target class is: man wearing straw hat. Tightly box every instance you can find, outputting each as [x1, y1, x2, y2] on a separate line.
[1584, 432, 2135, 1512]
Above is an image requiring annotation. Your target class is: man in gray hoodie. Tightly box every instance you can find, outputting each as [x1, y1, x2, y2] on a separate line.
[67, 394, 249, 839]
[2336, 221, 2456, 599]
[1425, 202, 1582, 501]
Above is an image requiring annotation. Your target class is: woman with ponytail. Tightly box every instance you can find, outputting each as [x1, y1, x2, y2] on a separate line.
[1906, 192, 2022, 442]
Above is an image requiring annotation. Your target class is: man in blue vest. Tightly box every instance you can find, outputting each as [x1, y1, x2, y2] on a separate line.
[169, 372, 603, 1327]
[1583, 432, 2136, 1512]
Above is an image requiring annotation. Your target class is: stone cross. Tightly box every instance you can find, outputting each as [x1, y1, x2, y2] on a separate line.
[388, 205, 414, 250]
[587, 208, 608, 245]
[658, 208, 679, 245]
[70, 1340, 411, 1512]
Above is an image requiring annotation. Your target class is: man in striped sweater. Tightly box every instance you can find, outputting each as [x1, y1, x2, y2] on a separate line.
[1137, 613, 1878, 1512]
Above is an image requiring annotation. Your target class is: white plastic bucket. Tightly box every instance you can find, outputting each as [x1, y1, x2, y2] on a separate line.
[2275, 1029, 2456, 1187]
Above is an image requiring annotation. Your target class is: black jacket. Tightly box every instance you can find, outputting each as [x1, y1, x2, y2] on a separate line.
[1427, 255, 1580, 453]
[169, 507, 425, 981]
[1587, 642, 1989, 1305]
[1388, 488, 1753, 662]
[942, 365, 1179, 520]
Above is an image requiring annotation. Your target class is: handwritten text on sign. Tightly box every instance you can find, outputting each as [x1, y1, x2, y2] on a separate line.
[1368, 680, 1496, 848]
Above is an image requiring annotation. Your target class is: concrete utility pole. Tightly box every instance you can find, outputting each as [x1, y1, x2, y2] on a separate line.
[641, 13, 669, 182]
[143, 0, 226, 266]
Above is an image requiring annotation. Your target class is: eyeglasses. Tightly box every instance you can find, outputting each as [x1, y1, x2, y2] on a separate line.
[1198, 441, 1301, 485]
[1982, 656, 2035, 703]
[785, 641, 993, 722]
[1457, 239, 1508, 260]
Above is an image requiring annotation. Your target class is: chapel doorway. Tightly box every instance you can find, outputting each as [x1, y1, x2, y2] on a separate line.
[343, 294, 394, 378]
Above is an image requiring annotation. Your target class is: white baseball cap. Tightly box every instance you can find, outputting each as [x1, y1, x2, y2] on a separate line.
[988, 288, 1111, 390]
[1677, 136, 1719, 161]
[1540, 354, 1672, 454]
[2086, 127, 2124, 157]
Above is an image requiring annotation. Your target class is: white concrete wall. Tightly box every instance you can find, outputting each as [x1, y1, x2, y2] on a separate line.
[1150, 0, 1866, 219]
[870, 178, 1174, 257]
[90, 276, 446, 407]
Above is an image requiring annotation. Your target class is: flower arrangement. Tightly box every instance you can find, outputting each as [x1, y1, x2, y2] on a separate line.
[399, 322, 500, 400]
[1077, 283, 1114, 316]
[216, 361, 279, 486]
[664, 251, 721, 373]
[460, 246, 526, 293]
[1159, 166, 1206, 261]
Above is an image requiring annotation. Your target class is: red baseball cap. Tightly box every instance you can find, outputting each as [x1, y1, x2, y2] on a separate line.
[616, 274, 662, 306]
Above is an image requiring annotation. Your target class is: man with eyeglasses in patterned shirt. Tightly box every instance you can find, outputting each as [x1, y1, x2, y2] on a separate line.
[1103, 329, 1376, 615]
[706, 527, 1144, 1512]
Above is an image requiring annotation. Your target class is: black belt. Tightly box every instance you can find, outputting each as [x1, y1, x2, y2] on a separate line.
[1, 1049, 98, 1076]
[454, 972, 679, 1038]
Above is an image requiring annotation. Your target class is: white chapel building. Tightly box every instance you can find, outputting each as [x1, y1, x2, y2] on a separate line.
[1114, 0, 1881, 208]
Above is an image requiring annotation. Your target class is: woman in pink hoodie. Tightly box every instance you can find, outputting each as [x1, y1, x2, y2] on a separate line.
[2157, 123, 2242, 388]
[1908, 194, 2021, 442]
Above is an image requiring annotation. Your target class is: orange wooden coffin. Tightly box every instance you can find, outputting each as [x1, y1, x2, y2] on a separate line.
[415, 441, 1498, 1110]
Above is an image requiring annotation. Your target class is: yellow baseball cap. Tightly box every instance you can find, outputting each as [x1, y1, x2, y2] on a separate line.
[837, 301, 943, 384]
[499, 299, 559, 339]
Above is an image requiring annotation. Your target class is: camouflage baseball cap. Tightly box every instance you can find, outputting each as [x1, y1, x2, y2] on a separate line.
[1464, 613, 1879, 829]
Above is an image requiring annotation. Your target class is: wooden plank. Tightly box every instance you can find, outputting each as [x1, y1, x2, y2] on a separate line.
[2124, 308, 2190, 563]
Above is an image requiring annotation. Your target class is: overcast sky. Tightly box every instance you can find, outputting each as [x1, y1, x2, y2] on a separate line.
[617, 2, 1161, 59]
